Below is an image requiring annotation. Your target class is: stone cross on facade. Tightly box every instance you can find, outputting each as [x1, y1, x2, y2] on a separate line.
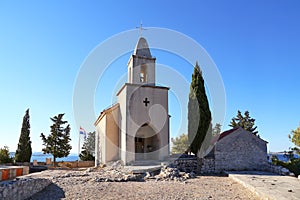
[143, 97, 150, 107]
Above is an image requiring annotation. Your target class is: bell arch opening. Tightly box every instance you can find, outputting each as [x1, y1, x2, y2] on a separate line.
[134, 124, 159, 160]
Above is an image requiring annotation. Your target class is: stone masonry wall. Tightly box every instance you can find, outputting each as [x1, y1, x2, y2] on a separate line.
[214, 131, 269, 173]
[172, 158, 199, 173]
[199, 158, 215, 174]
[0, 177, 51, 200]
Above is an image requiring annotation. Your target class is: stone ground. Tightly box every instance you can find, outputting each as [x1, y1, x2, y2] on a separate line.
[25, 168, 259, 200]
[227, 171, 300, 200]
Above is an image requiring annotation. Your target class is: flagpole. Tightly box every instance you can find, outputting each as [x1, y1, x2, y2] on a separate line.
[78, 130, 80, 166]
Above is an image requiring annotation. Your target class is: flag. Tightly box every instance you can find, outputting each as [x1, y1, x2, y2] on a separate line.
[79, 126, 87, 139]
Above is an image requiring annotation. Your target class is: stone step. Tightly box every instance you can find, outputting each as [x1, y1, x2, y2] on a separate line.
[131, 160, 163, 166]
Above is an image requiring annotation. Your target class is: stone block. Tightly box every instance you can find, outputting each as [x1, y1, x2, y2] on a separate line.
[46, 158, 52, 165]
[33, 160, 38, 166]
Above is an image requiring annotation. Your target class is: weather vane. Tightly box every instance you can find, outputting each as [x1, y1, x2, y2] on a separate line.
[136, 21, 147, 37]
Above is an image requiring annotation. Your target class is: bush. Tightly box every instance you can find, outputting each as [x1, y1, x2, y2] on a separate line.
[0, 146, 13, 164]
[272, 156, 300, 177]
[79, 150, 95, 161]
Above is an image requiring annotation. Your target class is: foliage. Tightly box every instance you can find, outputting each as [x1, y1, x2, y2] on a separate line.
[79, 149, 95, 161]
[40, 113, 72, 166]
[272, 156, 300, 177]
[188, 62, 212, 155]
[289, 125, 300, 154]
[229, 110, 258, 135]
[79, 131, 95, 161]
[15, 109, 32, 162]
[0, 146, 13, 164]
[171, 133, 189, 154]
[212, 123, 222, 136]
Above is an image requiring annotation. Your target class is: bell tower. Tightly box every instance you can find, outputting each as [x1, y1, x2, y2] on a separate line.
[127, 37, 156, 85]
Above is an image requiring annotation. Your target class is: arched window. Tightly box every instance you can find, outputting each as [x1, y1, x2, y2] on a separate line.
[140, 64, 147, 83]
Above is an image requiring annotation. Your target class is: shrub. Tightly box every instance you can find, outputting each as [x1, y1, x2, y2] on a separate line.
[0, 146, 13, 164]
[272, 156, 300, 177]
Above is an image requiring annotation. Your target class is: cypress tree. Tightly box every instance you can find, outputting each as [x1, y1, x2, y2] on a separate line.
[15, 109, 32, 162]
[188, 62, 212, 155]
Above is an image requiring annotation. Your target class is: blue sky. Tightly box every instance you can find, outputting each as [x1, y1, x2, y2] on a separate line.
[0, 1, 300, 154]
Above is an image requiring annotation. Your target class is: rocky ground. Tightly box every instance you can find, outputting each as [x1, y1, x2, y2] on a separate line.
[26, 164, 259, 200]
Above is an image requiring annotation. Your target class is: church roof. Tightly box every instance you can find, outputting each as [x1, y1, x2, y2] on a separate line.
[94, 103, 119, 126]
[133, 37, 152, 58]
[218, 127, 240, 141]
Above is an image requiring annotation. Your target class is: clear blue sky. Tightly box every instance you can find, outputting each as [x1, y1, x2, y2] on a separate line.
[1, 1, 299, 154]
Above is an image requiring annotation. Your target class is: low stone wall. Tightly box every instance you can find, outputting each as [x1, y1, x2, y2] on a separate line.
[200, 158, 215, 174]
[57, 161, 95, 168]
[0, 177, 51, 200]
[0, 166, 29, 181]
[199, 159, 284, 174]
[172, 158, 199, 173]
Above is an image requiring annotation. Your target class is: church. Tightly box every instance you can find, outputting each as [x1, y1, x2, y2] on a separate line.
[94, 37, 170, 165]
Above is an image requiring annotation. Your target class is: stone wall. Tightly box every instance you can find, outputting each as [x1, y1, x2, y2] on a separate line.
[213, 129, 269, 173]
[56, 161, 95, 168]
[199, 158, 215, 174]
[0, 177, 51, 200]
[172, 158, 199, 173]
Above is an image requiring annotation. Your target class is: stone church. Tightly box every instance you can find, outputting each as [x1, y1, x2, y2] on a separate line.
[94, 37, 170, 165]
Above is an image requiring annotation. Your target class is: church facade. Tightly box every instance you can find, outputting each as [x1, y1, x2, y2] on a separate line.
[94, 37, 170, 165]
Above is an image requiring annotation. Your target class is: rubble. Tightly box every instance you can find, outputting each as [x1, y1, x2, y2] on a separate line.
[144, 164, 197, 182]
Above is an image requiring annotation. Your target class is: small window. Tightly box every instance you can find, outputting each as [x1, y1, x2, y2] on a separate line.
[129, 67, 132, 83]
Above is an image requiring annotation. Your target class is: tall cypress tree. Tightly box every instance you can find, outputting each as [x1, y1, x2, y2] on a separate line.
[188, 62, 212, 155]
[15, 109, 32, 162]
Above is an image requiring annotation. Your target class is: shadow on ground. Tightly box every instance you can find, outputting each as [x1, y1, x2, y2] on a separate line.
[26, 183, 65, 200]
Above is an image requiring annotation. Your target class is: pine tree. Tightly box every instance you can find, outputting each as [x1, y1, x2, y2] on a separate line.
[188, 62, 212, 155]
[212, 123, 222, 136]
[289, 125, 300, 154]
[40, 113, 72, 166]
[171, 133, 189, 154]
[229, 110, 258, 135]
[15, 109, 32, 162]
[0, 146, 13, 164]
[79, 132, 95, 161]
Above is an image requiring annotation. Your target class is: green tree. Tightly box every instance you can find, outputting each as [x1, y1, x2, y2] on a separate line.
[171, 133, 189, 154]
[188, 62, 212, 155]
[40, 113, 72, 166]
[229, 110, 258, 135]
[15, 109, 32, 162]
[289, 125, 300, 154]
[79, 131, 95, 161]
[272, 156, 300, 177]
[271, 124, 300, 177]
[0, 146, 13, 164]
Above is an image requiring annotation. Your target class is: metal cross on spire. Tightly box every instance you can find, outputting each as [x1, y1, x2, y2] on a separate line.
[136, 21, 147, 37]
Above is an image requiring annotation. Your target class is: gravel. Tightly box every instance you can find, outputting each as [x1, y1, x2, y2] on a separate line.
[26, 168, 259, 200]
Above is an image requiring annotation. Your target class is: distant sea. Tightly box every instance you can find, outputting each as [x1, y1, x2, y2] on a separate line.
[9, 152, 79, 162]
[268, 152, 299, 162]
[8, 152, 299, 163]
